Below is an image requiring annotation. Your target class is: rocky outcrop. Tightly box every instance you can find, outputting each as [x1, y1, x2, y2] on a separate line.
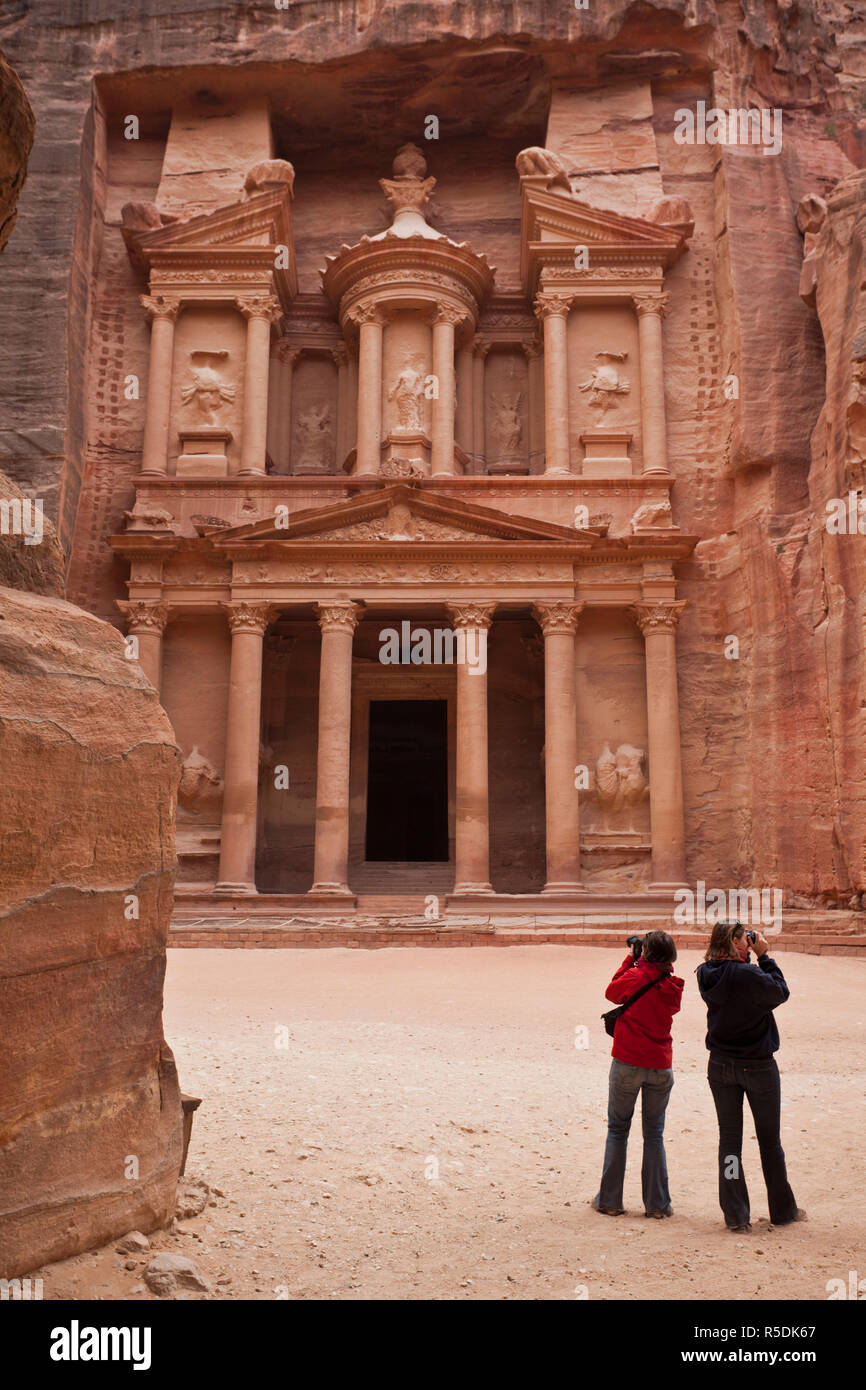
[0, 586, 183, 1278]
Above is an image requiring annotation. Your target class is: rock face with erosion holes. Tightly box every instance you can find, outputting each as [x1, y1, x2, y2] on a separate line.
[0, 586, 183, 1278]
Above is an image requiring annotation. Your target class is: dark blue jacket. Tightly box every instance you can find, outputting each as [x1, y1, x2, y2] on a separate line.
[696, 955, 790, 1059]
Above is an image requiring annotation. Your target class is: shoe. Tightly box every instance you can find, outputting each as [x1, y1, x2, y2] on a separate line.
[773, 1208, 808, 1227]
[591, 1198, 625, 1216]
[646, 1208, 673, 1218]
[728, 1223, 751, 1233]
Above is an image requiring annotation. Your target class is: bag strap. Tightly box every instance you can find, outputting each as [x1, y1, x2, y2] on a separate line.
[615, 969, 670, 1017]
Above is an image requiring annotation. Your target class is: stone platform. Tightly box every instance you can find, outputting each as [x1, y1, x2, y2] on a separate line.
[170, 907, 866, 955]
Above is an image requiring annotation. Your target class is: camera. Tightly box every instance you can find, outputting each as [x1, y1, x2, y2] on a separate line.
[745, 929, 756, 945]
[627, 934, 644, 959]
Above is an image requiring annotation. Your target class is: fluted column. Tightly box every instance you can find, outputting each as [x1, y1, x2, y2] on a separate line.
[446, 601, 496, 894]
[523, 337, 544, 474]
[472, 337, 489, 471]
[535, 293, 573, 476]
[349, 305, 384, 476]
[633, 293, 671, 476]
[215, 601, 274, 895]
[455, 337, 474, 459]
[118, 600, 169, 693]
[311, 600, 363, 895]
[139, 296, 179, 476]
[331, 344, 350, 471]
[431, 306, 461, 476]
[533, 601, 585, 893]
[632, 600, 688, 888]
[238, 296, 279, 476]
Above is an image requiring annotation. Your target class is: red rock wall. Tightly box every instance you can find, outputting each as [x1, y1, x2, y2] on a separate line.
[0, 587, 183, 1278]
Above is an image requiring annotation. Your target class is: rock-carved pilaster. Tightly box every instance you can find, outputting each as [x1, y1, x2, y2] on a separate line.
[631, 600, 687, 635]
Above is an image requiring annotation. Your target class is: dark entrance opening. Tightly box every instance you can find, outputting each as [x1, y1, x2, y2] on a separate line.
[365, 699, 448, 861]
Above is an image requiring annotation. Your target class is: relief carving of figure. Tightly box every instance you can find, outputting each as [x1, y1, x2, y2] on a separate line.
[296, 402, 332, 471]
[181, 354, 236, 425]
[490, 391, 524, 456]
[388, 359, 425, 430]
[629, 498, 673, 531]
[579, 352, 630, 413]
[178, 747, 224, 817]
[595, 741, 648, 830]
[515, 146, 572, 193]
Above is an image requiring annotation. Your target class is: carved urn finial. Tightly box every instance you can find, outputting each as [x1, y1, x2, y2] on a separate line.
[378, 143, 439, 240]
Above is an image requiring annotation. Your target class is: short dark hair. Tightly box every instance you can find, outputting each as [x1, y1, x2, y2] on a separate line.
[642, 929, 677, 965]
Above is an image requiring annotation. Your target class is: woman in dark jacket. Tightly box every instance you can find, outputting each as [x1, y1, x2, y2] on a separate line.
[697, 920, 806, 1233]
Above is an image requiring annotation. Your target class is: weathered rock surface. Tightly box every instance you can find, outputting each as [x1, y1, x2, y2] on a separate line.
[0, 46, 33, 254]
[143, 1251, 212, 1297]
[0, 586, 183, 1278]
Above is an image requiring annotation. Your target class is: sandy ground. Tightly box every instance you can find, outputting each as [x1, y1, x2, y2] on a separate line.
[38, 946, 865, 1301]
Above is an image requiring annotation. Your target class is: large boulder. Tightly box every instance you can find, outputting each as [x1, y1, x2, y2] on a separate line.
[0, 586, 183, 1278]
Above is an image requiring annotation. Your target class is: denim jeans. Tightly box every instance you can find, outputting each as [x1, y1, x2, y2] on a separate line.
[594, 1058, 674, 1215]
[707, 1055, 798, 1228]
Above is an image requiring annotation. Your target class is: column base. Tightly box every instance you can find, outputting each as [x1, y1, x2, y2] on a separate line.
[308, 882, 354, 897]
[542, 880, 586, 894]
[647, 880, 690, 893]
[237, 466, 266, 477]
[543, 467, 572, 477]
[452, 882, 495, 895]
[213, 881, 258, 896]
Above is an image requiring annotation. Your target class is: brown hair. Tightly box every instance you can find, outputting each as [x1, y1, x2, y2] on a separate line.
[642, 930, 677, 965]
[704, 919, 744, 962]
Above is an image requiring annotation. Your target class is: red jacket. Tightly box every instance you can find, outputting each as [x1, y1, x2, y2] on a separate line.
[605, 954, 684, 1069]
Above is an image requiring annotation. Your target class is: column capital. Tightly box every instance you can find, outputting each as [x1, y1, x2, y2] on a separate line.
[274, 341, 303, 366]
[521, 336, 543, 360]
[224, 601, 275, 635]
[532, 600, 585, 636]
[472, 335, 492, 360]
[237, 294, 282, 325]
[140, 294, 179, 323]
[117, 600, 170, 633]
[431, 304, 466, 329]
[534, 292, 573, 321]
[633, 291, 670, 320]
[345, 302, 388, 329]
[631, 599, 687, 635]
[316, 599, 364, 634]
[446, 601, 496, 631]
[330, 343, 350, 368]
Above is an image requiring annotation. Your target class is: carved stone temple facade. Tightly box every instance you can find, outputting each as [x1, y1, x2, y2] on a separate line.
[107, 136, 698, 915]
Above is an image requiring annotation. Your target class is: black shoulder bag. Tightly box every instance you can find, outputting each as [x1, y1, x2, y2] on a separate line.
[602, 970, 670, 1038]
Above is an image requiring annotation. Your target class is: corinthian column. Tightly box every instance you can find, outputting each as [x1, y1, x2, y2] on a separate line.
[472, 337, 489, 471]
[431, 306, 461, 476]
[139, 296, 179, 476]
[117, 600, 169, 692]
[215, 601, 274, 895]
[331, 344, 350, 471]
[455, 336, 474, 460]
[238, 296, 280, 476]
[532, 601, 585, 893]
[348, 305, 385, 476]
[534, 293, 573, 476]
[446, 601, 496, 894]
[311, 600, 363, 895]
[632, 600, 688, 888]
[633, 293, 671, 476]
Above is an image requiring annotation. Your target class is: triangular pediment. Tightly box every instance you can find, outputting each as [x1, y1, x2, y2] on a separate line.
[520, 181, 686, 294]
[209, 484, 601, 548]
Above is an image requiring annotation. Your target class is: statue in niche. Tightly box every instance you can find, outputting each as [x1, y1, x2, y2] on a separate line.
[178, 747, 224, 817]
[295, 402, 332, 472]
[595, 742, 648, 831]
[388, 359, 425, 431]
[579, 352, 630, 414]
[490, 391, 524, 456]
[181, 351, 236, 425]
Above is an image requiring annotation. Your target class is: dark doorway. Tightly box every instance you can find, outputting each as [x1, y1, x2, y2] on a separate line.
[365, 700, 448, 861]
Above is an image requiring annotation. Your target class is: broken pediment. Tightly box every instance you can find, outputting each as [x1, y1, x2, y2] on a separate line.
[518, 177, 689, 297]
[206, 484, 602, 548]
[122, 160, 297, 306]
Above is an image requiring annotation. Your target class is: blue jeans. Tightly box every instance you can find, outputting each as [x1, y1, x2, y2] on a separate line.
[707, 1055, 798, 1227]
[594, 1059, 674, 1214]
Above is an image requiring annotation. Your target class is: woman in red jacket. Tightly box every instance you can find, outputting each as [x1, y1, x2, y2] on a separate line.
[593, 930, 684, 1218]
